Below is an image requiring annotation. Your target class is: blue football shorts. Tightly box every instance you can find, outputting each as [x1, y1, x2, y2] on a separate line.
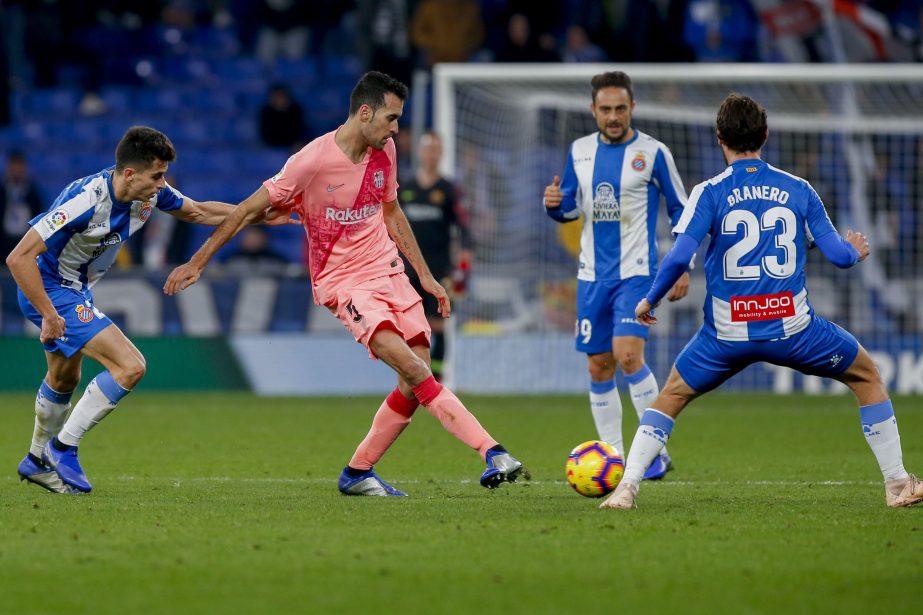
[575, 276, 653, 354]
[675, 314, 860, 393]
[18, 285, 113, 358]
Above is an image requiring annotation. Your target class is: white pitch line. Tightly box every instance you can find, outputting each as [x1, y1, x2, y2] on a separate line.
[112, 476, 880, 487]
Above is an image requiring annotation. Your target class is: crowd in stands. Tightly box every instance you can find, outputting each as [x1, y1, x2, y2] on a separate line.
[0, 0, 920, 269]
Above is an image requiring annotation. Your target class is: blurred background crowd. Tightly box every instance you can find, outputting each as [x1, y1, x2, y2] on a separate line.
[0, 0, 921, 268]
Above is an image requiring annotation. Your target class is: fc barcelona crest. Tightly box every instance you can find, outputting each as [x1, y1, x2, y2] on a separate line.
[373, 170, 384, 189]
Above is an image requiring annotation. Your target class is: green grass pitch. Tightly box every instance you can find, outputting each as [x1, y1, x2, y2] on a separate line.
[1, 392, 920, 614]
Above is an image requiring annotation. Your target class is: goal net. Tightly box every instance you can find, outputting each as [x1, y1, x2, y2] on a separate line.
[432, 64, 923, 394]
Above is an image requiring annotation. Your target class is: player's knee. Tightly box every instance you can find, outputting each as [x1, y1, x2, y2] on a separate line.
[399, 353, 431, 386]
[115, 356, 147, 388]
[615, 351, 642, 374]
[587, 354, 615, 381]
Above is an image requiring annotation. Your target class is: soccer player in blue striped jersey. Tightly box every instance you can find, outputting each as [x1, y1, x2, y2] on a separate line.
[6, 126, 291, 494]
[544, 71, 690, 479]
[601, 94, 923, 510]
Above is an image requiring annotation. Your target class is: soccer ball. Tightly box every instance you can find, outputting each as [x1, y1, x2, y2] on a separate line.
[565, 440, 624, 498]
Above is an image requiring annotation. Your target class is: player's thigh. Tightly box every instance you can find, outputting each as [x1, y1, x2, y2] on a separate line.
[81, 324, 146, 375]
[654, 366, 701, 418]
[674, 329, 748, 394]
[576, 280, 615, 354]
[369, 327, 430, 385]
[834, 345, 888, 406]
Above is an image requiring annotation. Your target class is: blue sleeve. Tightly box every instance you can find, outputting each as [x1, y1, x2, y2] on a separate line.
[545, 147, 580, 223]
[814, 232, 859, 268]
[155, 184, 185, 212]
[671, 182, 713, 242]
[803, 183, 836, 244]
[652, 148, 687, 226]
[645, 233, 700, 304]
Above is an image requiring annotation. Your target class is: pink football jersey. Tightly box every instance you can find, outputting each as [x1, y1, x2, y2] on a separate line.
[263, 129, 402, 305]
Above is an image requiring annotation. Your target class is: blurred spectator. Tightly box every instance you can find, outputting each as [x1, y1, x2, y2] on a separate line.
[495, 13, 561, 62]
[1, 151, 44, 261]
[254, 0, 311, 63]
[684, 0, 760, 62]
[355, 0, 414, 86]
[599, 0, 694, 61]
[395, 126, 415, 182]
[411, 0, 485, 67]
[399, 131, 472, 380]
[225, 226, 288, 270]
[259, 83, 309, 150]
[562, 25, 607, 62]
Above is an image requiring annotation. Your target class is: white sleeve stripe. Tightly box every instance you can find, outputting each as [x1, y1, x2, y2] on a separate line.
[673, 182, 705, 234]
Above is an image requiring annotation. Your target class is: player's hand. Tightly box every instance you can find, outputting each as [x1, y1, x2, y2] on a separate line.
[667, 271, 689, 302]
[635, 298, 658, 327]
[164, 262, 203, 295]
[259, 205, 302, 226]
[846, 230, 870, 261]
[543, 175, 563, 209]
[421, 274, 451, 318]
[40, 313, 66, 343]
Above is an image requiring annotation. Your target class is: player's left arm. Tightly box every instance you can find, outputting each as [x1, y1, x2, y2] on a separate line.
[171, 197, 295, 227]
[803, 182, 867, 266]
[652, 146, 692, 301]
[383, 198, 450, 318]
[163, 187, 274, 295]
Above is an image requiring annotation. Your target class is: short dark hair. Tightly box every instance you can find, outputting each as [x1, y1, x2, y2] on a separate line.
[348, 71, 409, 116]
[716, 94, 768, 153]
[115, 126, 176, 171]
[591, 71, 634, 103]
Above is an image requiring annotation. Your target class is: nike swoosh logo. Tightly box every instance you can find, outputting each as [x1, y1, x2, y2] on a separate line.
[326, 184, 345, 192]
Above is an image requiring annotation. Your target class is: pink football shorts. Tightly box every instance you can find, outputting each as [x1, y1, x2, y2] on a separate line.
[328, 273, 432, 358]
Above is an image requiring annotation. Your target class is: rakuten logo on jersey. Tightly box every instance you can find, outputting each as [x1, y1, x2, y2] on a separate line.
[325, 204, 381, 225]
[730, 291, 795, 322]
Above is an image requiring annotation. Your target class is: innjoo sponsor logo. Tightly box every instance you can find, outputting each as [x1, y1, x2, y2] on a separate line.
[730, 291, 795, 322]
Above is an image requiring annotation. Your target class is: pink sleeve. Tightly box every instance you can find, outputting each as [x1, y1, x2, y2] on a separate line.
[384, 140, 398, 202]
[263, 151, 315, 209]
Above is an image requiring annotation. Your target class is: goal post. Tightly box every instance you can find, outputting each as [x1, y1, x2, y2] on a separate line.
[432, 63, 923, 394]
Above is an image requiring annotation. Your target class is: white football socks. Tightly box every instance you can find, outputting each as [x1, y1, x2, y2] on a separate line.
[859, 400, 908, 481]
[625, 365, 668, 457]
[57, 372, 131, 447]
[30, 381, 74, 458]
[589, 379, 623, 454]
[623, 409, 675, 486]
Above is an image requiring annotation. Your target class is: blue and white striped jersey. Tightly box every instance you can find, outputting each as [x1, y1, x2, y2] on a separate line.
[30, 167, 184, 291]
[674, 159, 838, 342]
[547, 130, 687, 281]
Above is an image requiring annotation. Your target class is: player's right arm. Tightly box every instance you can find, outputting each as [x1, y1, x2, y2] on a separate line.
[544, 147, 579, 223]
[5, 229, 65, 342]
[802, 183, 868, 267]
[163, 186, 273, 295]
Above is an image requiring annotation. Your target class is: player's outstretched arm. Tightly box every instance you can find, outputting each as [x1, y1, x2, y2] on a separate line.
[5, 229, 65, 342]
[814, 229, 868, 268]
[163, 186, 272, 295]
[383, 199, 451, 318]
[172, 197, 297, 227]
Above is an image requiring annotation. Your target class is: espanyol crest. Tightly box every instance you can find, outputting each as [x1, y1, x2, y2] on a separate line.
[373, 170, 384, 189]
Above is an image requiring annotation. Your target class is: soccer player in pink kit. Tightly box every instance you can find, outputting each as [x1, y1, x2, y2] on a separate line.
[165, 71, 524, 496]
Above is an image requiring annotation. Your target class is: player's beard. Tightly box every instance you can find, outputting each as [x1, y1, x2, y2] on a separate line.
[605, 124, 627, 143]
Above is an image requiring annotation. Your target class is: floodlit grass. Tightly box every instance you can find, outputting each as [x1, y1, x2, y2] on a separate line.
[1, 392, 920, 614]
